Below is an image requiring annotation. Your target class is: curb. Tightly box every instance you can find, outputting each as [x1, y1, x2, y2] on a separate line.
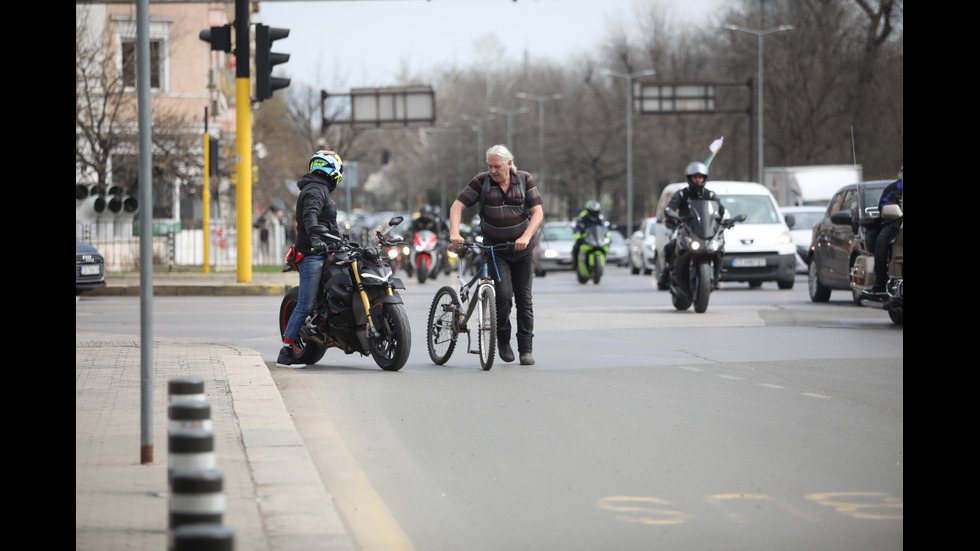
[88, 284, 290, 297]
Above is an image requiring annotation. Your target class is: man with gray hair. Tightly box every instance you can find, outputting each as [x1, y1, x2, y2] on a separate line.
[449, 144, 544, 365]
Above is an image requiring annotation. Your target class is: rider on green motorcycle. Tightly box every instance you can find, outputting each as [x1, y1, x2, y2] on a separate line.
[571, 200, 607, 268]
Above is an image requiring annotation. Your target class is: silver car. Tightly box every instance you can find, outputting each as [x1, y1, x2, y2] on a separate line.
[780, 206, 827, 274]
[628, 217, 657, 275]
[533, 221, 576, 276]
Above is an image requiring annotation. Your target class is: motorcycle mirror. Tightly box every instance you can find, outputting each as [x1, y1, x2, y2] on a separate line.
[389, 216, 404, 226]
[733, 214, 747, 223]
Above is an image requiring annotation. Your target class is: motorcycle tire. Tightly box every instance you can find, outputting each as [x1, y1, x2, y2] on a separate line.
[693, 262, 712, 313]
[592, 255, 603, 284]
[427, 286, 459, 365]
[370, 303, 412, 371]
[278, 287, 327, 365]
[671, 290, 692, 311]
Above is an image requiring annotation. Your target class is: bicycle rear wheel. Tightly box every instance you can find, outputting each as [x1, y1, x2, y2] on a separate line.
[477, 283, 497, 370]
[427, 286, 459, 365]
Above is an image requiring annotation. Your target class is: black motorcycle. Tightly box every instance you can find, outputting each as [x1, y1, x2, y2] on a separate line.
[667, 200, 745, 313]
[278, 216, 412, 371]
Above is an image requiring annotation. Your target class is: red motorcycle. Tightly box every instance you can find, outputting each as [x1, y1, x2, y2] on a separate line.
[411, 229, 442, 284]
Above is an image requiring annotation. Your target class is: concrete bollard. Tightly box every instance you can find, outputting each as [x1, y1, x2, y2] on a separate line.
[169, 400, 213, 432]
[168, 428, 216, 485]
[170, 469, 226, 529]
[172, 523, 234, 551]
[169, 376, 206, 404]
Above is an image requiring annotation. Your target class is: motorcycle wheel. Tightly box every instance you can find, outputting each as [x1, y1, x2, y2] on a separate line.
[888, 304, 903, 325]
[278, 287, 327, 365]
[693, 262, 712, 313]
[417, 257, 429, 284]
[427, 286, 459, 365]
[370, 303, 412, 371]
[592, 255, 603, 284]
[671, 290, 692, 311]
[477, 284, 498, 371]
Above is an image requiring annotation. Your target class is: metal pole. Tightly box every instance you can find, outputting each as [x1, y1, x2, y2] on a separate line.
[488, 106, 529, 149]
[601, 69, 655, 236]
[136, 0, 154, 464]
[516, 92, 562, 197]
[461, 114, 496, 173]
[722, 24, 793, 183]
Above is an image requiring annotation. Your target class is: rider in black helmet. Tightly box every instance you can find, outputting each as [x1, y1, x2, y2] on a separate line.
[658, 161, 725, 288]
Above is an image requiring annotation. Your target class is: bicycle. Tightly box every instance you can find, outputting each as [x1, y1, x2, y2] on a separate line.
[426, 241, 512, 370]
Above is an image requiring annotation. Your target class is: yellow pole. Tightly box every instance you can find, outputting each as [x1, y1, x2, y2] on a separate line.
[203, 131, 211, 273]
[236, 77, 252, 282]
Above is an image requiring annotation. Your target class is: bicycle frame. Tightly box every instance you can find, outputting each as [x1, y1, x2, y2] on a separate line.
[456, 244, 499, 351]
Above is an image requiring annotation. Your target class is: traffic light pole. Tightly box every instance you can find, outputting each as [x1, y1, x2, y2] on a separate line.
[235, 0, 252, 282]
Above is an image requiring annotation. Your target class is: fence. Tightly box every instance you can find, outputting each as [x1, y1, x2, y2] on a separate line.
[76, 218, 287, 272]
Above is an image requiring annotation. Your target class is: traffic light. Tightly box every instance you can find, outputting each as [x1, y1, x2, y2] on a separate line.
[255, 24, 290, 101]
[199, 25, 232, 53]
[209, 137, 220, 176]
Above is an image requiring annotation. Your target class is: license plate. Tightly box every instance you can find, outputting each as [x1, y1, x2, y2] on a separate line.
[80, 265, 100, 276]
[732, 258, 766, 268]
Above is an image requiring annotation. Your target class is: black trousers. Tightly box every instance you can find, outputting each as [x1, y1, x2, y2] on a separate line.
[490, 245, 535, 353]
[873, 223, 900, 289]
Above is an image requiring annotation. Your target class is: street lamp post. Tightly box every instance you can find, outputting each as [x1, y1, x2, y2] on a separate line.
[460, 113, 496, 173]
[488, 106, 529, 148]
[722, 23, 793, 183]
[601, 68, 656, 236]
[516, 92, 562, 197]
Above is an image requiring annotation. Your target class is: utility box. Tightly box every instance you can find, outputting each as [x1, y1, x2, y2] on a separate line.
[764, 165, 863, 207]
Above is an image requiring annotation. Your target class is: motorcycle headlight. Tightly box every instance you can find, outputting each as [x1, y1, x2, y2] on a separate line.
[387, 248, 399, 259]
[689, 240, 701, 251]
[402, 245, 411, 256]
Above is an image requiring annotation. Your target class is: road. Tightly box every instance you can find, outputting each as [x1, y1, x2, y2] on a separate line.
[76, 268, 903, 551]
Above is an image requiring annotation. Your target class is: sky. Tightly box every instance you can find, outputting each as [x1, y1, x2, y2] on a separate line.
[259, 0, 723, 91]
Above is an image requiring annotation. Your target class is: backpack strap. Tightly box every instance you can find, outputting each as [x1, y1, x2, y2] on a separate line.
[479, 172, 528, 219]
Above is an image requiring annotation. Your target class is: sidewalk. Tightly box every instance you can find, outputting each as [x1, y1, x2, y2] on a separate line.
[76, 271, 357, 550]
[86, 269, 298, 297]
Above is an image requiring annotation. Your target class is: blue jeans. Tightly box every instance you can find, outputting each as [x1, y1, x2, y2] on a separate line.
[283, 254, 325, 343]
[491, 246, 535, 353]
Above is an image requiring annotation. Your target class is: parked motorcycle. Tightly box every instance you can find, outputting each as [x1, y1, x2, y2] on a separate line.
[411, 229, 443, 284]
[667, 200, 745, 313]
[278, 216, 412, 371]
[844, 203, 903, 325]
[575, 224, 612, 284]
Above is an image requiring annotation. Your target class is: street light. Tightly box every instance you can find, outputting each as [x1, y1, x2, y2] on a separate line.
[722, 23, 793, 183]
[488, 106, 529, 148]
[516, 92, 562, 197]
[601, 68, 656, 236]
[460, 113, 496, 173]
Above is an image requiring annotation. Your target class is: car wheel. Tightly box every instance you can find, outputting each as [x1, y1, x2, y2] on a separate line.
[807, 258, 831, 302]
[777, 278, 795, 290]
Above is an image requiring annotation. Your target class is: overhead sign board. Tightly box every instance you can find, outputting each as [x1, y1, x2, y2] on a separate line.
[350, 86, 436, 127]
[636, 82, 716, 114]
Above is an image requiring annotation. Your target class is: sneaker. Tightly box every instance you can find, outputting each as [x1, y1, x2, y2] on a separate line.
[499, 342, 515, 362]
[657, 271, 670, 288]
[275, 346, 307, 369]
[519, 352, 535, 366]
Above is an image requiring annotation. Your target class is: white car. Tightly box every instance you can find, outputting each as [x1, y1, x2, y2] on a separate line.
[628, 217, 657, 275]
[780, 206, 826, 274]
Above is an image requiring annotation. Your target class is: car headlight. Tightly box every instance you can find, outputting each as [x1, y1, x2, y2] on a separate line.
[777, 232, 793, 245]
[544, 248, 560, 259]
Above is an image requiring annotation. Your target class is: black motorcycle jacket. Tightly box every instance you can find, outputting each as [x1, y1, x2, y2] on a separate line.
[664, 185, 724, 229]
[293, 172, 340, 255]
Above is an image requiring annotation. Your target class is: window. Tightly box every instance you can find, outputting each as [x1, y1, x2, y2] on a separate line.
[121, 40, 161, 89]
[113, 16, 171, 92]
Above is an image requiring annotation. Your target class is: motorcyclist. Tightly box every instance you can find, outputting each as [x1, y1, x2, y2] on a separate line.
[571, 200, 607, 268]
[658, 161, 725, 288]
[409, 204, 449, 271]
[869, 165, 903, 295]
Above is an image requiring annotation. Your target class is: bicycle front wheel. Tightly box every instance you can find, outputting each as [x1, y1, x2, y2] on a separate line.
[427, 286, 459, 365]
[477, 283, 497, 370]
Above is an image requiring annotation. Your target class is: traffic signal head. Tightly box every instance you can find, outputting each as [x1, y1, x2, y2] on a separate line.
[199, 25, 232, 53]
[255, 24, 290, 101]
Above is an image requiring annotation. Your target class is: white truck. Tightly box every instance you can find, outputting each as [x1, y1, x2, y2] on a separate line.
[764, 165, 863, 207]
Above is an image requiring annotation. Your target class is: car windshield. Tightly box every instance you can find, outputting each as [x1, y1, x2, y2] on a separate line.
[719, 195, 780, 224]
[788, 211, 824, 229]
[545, 225, 575, 241]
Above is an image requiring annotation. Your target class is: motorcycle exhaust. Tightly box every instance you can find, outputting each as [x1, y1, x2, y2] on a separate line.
[299, 325, 327, 348]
